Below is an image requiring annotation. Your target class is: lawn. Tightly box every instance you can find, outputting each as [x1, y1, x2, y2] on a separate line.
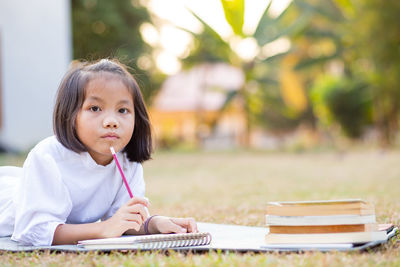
[0, 149, 399, 266]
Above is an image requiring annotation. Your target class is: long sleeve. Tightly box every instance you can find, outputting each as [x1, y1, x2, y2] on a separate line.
[11, 149, 73, 246]
[102, 162, 146, 220]
[0, 166, 23, 236]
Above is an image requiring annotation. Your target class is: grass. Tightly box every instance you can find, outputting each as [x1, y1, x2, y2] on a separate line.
[1, 149, 399, 266]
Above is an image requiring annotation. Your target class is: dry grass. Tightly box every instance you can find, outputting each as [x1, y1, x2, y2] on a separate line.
[1, 149, 399, 266]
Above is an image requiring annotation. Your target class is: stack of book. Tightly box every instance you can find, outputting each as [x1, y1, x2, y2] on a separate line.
[264, 199, 391, 249]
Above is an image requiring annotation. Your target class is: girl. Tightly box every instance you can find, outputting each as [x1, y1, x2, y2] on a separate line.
[0, 59, 197, 246]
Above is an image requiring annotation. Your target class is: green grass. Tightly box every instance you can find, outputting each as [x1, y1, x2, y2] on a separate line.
[1, 149, 399, 266]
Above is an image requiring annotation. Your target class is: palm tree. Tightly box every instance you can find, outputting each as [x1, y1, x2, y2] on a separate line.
[182, 0, 316, 145]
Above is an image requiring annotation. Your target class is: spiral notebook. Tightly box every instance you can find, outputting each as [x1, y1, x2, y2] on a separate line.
[78, 232, 212, 250]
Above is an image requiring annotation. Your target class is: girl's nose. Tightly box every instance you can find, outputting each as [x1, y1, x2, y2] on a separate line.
[103, 116, 119, 129]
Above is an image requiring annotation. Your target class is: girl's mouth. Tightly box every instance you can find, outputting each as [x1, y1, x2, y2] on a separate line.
[101, 133, 120, 140]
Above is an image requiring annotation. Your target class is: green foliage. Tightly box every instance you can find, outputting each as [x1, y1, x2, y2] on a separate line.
[291, 0, 400, 144]
[71, 0, 158, 101]
[179, 11, 238, 67]
[349, 0, 400, 144]
[245, 62, 306, 132]
[182, 0, 315, 139]
[289, 0, 345, 72]
[254, 1, 312, 47]
[333, 0, 355, 16]
[174, 0, 400, 144]
[249, 84, 304, 133]
[311, 76, 372, 138]
[220, 0, 244, 36]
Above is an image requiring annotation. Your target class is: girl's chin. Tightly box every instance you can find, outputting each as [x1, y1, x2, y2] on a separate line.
[86, 149, 114, 164]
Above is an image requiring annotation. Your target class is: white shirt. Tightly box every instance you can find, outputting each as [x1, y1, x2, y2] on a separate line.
[0, 136, 146, 246]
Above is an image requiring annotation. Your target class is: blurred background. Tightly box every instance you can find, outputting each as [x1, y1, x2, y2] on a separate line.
[0, 0, 400, 153]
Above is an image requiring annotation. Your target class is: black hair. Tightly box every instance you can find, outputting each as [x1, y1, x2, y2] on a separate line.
[53, 59, 152, 162]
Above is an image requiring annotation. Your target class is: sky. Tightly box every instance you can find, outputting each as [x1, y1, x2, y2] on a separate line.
[139, 0, 292, 75]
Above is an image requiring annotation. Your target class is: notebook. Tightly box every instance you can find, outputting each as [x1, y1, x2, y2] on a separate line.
[78, 232, 212, 250]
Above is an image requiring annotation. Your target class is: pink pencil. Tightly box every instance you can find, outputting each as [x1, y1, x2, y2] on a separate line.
[110, 146, 133, 198]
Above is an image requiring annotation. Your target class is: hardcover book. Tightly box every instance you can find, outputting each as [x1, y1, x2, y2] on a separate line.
[266, 199, 374, 216]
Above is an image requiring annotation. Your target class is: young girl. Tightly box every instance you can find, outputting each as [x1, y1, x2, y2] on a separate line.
[0, 59, 197, 246]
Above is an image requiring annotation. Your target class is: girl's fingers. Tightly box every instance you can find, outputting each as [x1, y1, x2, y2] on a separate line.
[127, 204, 149, 221]
[187, 218, 198, 233]
[126, 221, 140, 231]
[125, 213, 143, 226]
[166, 220, 187, 234]
[170, 217, 198, 233]
[126, 196, 149, 207]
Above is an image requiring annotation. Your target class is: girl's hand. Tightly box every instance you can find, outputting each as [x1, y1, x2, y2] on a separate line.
[101, 197, 149, 238]
[149, 216, 198, 234]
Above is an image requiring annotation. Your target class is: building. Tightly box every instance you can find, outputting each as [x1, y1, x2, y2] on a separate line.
[0, 0, 71, 152]
[150, 63, 247, 148]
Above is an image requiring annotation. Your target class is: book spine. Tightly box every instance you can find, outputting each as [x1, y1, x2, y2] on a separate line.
[265, 214, 376, 226]
[264, 231, 387, 244]
[266, 207, 375, 216]
[268, 224, 378, 234]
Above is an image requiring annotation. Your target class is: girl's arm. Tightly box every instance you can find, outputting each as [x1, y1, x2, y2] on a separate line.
[53, 221, 109, 245]
[52, 197, 149, 245]
[54, 215, 198, 244]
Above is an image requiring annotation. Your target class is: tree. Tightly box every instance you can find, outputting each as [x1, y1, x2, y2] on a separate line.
[286, 0, 374, 139]
[349, 0, 400, 145]
[182, 0, 317, 145]
[291, 0, 400, 144]
[71, 0, 159, 101]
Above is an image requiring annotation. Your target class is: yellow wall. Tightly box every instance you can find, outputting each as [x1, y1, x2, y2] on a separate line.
[149, 106, 247, 147]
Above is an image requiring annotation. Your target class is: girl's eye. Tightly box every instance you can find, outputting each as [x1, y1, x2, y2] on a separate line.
[119, 108, 129, 114]
[90, 106, 100, 112]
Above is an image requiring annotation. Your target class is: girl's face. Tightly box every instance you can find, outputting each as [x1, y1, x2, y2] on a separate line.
[76, 75, 135, 166]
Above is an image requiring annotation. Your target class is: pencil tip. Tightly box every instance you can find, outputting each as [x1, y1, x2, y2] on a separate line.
[110, 146, 116, 155]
